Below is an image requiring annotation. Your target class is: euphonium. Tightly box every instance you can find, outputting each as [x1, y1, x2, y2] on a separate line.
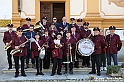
[4, 40, 12, 51]
[34, 25, 41, 29]
[10, 40, 28, 55]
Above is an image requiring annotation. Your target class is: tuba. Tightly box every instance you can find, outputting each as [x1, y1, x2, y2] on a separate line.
[4, 40, 12, 51]
[10, 39, 28, 55]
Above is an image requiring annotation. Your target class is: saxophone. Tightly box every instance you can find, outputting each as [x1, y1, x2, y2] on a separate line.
[10, 39, 28, 55]
[4, 40, 12, 50]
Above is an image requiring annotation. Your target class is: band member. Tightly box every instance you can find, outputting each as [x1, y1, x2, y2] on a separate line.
[70, 25, 81, 68]
[52, 17, 59, 31]
[106, 26, 122, 66]
[81, 22, 91, 68]
[99, 29, 107, 71]
[50, 33, 64, 76]
[31, 33, 44, 76]
[11, 27, 27, 77]
[69, 18, 77, 28]
[48, 23, 58, 40]
[59, 17, 69, 37]
[76, 18, 84, 33]
[22, 17, 31, 32]
[63, 30, 76, 74]
[41, 17, 49, 30]
[34, 21, 44, 36]
[89, 27, 106, 76]
[59, 17, 69, 31]
[41, 29, 52, 69]
[25, 25, 36, 68]
[3, 24, 16, 69]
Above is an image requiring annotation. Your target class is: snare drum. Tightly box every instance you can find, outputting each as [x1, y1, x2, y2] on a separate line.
[76, 39, 94, 56]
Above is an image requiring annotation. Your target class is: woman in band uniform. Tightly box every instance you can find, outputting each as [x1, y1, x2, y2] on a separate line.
[41, 29, 53, 69]
[48, 23, 58, 40]
[50, 33, 64, 76]
[31, 32, 44, 76]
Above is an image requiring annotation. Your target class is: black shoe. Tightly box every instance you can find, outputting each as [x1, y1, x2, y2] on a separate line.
[8, 67, 12, 69]
[39, 72, 44, 75]
[75, 66, 79, 68]
[36, 72, 40, 76]
[64, 71, 67, 74]
[21, 73, 27, 77]
[89, 71, 96, 74]
[14, 74, 18, 78]
[69, 70, 73, 74]
[50, 74, 54, 76]
[97, 73, 101, 76]
[87, 65, 91, 68]
[57, 73, 62, 75]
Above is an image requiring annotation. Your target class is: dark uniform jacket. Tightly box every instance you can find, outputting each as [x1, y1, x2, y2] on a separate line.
[51, 40, 64, 59]
[81, 29, 91, 39]
[3, 31, 16, 45]
[11, 35, 27, 56]
[22, 24, 30, 30]
[41, 22, 49, 30]
[59, 22, 69, 31]
[71, 32, 81, 42]
[32, 40, 44, 56]
[41, 35, 53, 52]
[106, 34, 122, 54]
[75, 25, 84, 33]
[91, 35, 106, 55]
[48, 30, 58, 39]
[63, 37, 76, 56]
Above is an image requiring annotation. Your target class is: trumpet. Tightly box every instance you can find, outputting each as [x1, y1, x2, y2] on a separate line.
[10, 39, 28, 55]
[68, 43, 73, 62]
[4, 40, 12, 50]
[55, 44, 63, 48]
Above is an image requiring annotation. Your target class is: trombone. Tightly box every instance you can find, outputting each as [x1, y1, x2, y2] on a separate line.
[75, 43, 77, 61]
[68, 43, 73, 62]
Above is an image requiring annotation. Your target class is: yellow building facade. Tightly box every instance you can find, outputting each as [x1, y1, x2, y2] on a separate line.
[0, 0, 123, 61]
[12, 0, 124, 31]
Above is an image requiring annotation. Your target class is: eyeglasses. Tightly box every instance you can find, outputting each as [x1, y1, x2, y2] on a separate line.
[18, 31, 23, 32]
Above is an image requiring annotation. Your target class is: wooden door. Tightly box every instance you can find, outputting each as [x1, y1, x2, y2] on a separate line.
[40, 2, 65, 23]
[40, 3, 53, 23]
[53, 3, 65, 23]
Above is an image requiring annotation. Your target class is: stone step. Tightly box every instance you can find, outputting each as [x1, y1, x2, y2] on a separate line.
[2, 66, 92, 73]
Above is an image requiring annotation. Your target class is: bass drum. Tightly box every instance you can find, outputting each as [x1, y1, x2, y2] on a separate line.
[77, 39, 94, 56]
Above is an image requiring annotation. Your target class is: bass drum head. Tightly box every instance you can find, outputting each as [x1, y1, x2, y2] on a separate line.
[77, 39, 94, 56]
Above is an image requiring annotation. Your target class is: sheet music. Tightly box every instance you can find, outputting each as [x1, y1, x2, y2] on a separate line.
[54, 40, 60, 44]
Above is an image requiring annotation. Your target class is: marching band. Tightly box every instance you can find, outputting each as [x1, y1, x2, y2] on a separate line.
[3, 17, 122, 77]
